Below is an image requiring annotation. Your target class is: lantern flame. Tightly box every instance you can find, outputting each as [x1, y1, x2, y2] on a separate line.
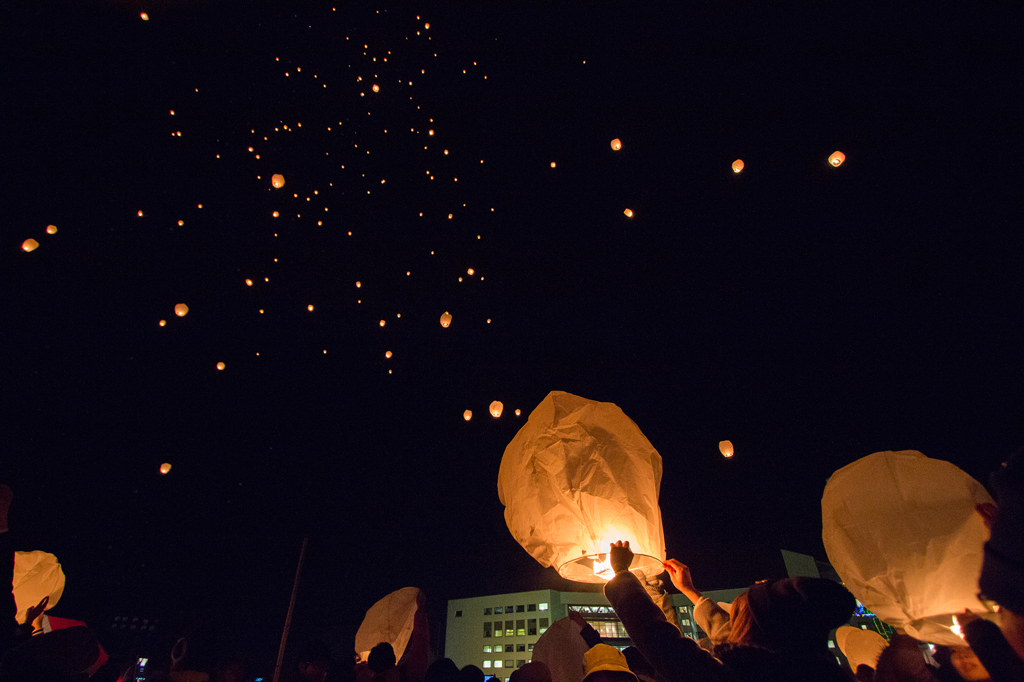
[592, 554, 614, 579]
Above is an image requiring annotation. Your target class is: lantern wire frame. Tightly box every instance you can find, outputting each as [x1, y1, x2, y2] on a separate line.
[557, 552, 664, 584]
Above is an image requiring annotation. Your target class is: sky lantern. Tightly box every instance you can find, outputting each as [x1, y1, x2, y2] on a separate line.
[308, 305, 314, 311]
[822, 450, 994, 645]
[354, 587, 428, 668]
[610, 138, 622, 151]
[463, 409, 472, 421]
[160, 463, 172, 474]
[490, 401, 503, 418]
[719, 440, 734, 458]
[372, 84, 379, 92]
[385, 351, 392, 359]
[439, 311, 452, 328]
[46, 225, 57, 234]
[550, 162, 556, 168]
[835, 626, 887, 673]
[271, 174, 286, 188]
[515, 409, 521, 416]
[498, 391, 666, 583]
[272, 211, 279, 218]
[623, 208, 633, 218]
[732, 159, 744, 173]
[174, 303, 189, 317]
[22, 239, 39, 252]
[216, 362, 225, 370]
[140, 12, 149, 20]
[829, 151, 846, 167]
[13, 551, 64, 624]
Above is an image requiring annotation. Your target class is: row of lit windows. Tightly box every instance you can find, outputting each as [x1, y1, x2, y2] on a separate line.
[481, 660, 528, 670]
[484, 644, 534, 653]
[483, 603, 548, 616]
[483, 618, 548, 638]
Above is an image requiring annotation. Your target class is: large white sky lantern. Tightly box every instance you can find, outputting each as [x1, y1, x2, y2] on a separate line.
[498, 391, 666, 583]
[13, 551, 65, 623]
[354, 587, 426, 664]
[822, 450, 994, 646]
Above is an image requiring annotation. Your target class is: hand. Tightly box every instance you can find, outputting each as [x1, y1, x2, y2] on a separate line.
[609, 541, 633, 574]
[23, 596, 48, 626]
[663, 559, 700, 600]
[957, 609, 981, 627]
[976, 503, 997, 530]
[567, 609, 587, 629]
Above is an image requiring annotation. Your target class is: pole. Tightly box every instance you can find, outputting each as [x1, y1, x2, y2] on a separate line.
[272, 537, 309, 682]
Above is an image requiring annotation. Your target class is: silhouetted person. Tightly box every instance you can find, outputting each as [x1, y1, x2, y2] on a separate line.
[424, 658, 459, 682]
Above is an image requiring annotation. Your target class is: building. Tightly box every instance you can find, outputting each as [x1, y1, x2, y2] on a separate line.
[444, 551, 891, 677]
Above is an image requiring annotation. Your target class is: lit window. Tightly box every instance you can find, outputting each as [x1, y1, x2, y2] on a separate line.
[527, 604, 537, 612]
[505, 621, 514, 636]
[528, 644, 534, 652]
[517, 620, 526, 636]
[681, 619, 691, 626]
[483, 646, 492, 653]
[494, 621, 503, 637]
[828, 641, 835, 648]
[482, 661, 491, 669]
[495, 607, 503, 614]
[494, 661, 502, 669]
[456, 611, 463, 617]
[516, 605, 525, 613]
[539, 618, 549, 635]
[494, 646, 502, 653]
[484, 608, 492, 616]
[538, 603, 548, 611]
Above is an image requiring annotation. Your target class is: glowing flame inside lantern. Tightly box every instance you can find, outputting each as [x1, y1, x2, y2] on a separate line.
[592, 554, 614, 579]
[829, 151, 846, 167]
[951, 615, 964, 640]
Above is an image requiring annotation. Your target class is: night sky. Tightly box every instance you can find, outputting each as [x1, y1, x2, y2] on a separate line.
[4, 1, 1022, 671]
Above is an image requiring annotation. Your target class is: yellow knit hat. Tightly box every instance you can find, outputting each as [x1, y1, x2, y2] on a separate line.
[582, 645, 637, 682]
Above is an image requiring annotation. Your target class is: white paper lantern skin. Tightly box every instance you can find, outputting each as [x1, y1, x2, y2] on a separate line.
[498, 391, 666, 583]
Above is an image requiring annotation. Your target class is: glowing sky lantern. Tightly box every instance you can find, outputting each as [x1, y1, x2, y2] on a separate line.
[515, 409, 521, 416]
[271, 174, 286, 188]
[498, 391, 666, 583]
[490, 401, 503, 418]
[160, 463, 172, 474]
[379, 319, 386, 327]
[46, 225, 57, 234]
[550, 162, 556, 168]
[829, 151, 846, 167]
[719, 440, 734, 458]
[732, 159, 744, 173]
[13, 551, 64, 625]
[140, 12, 149, 20]
[623, 208, 633, 218]
[308, 305, 314, 311]
[385, 351, 392, 359]
[159, 320, 166, 327]
[372, 84, 379, 92]
[439, 311, 452, 328]
[354, 587, 428, 666]
[216, 362, 225, 370]
[355, 281, 362, 288]
[822, 450, 994, 646]
[272, 211, 280, 218]
[610, 138, 622, 151]
[463, 409, 472, 421]
[22, 239, 39, 252]
[174, 303, 189, 317]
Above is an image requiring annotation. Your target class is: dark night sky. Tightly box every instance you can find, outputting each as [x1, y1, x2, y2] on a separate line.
[3, 0, 1022, 670]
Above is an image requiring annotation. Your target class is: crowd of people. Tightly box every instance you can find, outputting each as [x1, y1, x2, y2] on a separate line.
[2, 449, 1022, 681]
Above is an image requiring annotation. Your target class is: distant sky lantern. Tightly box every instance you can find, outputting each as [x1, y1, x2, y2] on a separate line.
[216, 362, 225, 371]
[46, 225, 57, 235]
[272, 211, 279, 218]
[271, 174, 286, 188]
[245, 279, 253, 286]
[140, 12, 149, 20]
[467, 268, 475, 275]
[424, 22, 430, 29]
[440, 311, 452, 328]
[174, 303, 189, 317]
[137, 210, 144, 217]
[22, 239, 39, 252]
[490, 401, 504, 418]
[308, 305, 314, 311]
[356, 281, 362, 288]
[515, 409, 521, 416]
[159, 463, 171, 474]
[732, 159, 744, 173]
[372, 84, 379, 92]
[159, 320, 166, 327]
[550, 162, 556, 168]
[379, 319, 386, 327]
[623, 208, 633, 218]
[499, 391, 666, 583]
[610, 138, 622, 151]
[829, 151, 846, 167]
[178, 220, 184, 226]
[463, 410, 472, 421]
[385, 351, 392, 359]
[719, 440, 734, 458]
[428, 130, 434, 136]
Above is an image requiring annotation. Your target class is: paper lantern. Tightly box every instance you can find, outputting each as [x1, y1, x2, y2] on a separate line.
[216, 362, 225, 370]
[13, 551, 65, 624]
[610, 138, 622, 151]
[140, 12, 149, 21]
[732, 159, 744, 173]
[829, 151, 846, 167]
[440, 311, 452, 328]
[498, 391, 666, 583]
[273, 211, 280, 218]
[835, 626, 887, 671]
[22, 239, 39, 252]
[490, 401, 503, 418]
[515, 409, 521, 416]
[372, 84, 379, 92]
[463, 410, 472, 421]
[385, 351, 392, 359]
[550, 162, 556, 168]
[719, 440, 734, 458]
[46, 225, 57, 234]
[822, 450, 993, 645]
[160, 463, 172, 474]
[354, 587, 426, 664]
[623, 209, 633, 218]
[271, 174, 286, 188]
[379, 319, 385, 327]
[531, 617, 589, 682]
[308, 305, 314, 312]
[159, 320, 166, 327]
[174, 303, 189, 317]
